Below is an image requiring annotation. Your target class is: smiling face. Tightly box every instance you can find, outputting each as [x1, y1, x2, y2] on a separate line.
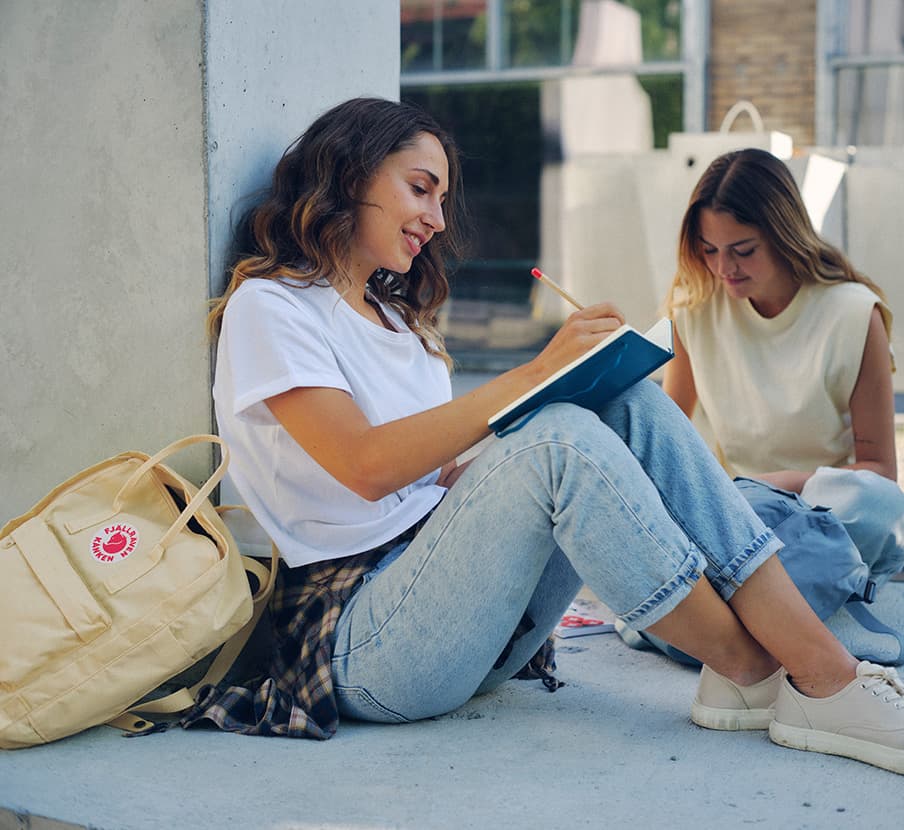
[698, 208, 798, 318]
[347, 131, 449, 286]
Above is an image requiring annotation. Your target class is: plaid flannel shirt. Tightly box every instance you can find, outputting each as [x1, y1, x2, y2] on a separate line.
[180, 528, 411, 740]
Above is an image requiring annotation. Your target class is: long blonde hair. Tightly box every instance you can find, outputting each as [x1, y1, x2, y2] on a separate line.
[207, 97, 468, 368]
[666, 148, 890, 337]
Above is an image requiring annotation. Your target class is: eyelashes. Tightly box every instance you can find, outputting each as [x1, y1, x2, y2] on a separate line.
[702, 247, 756, 258]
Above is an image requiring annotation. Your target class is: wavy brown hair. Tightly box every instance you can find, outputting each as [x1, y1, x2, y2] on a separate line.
[666, 148, 890, 337]
[207, 97, 468, 367]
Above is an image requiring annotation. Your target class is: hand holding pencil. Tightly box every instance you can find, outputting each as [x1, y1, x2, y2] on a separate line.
[529, 265, 625, 375]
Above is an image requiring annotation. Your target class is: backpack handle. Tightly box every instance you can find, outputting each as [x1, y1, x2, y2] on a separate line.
[113, 434, 229, 553]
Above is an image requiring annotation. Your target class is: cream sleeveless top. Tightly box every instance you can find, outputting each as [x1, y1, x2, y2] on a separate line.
[673, 281, 888, 477]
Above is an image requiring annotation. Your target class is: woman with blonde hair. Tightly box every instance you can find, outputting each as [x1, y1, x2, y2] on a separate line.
[193, 100, 904, 774]
[664, 147, 904, 593]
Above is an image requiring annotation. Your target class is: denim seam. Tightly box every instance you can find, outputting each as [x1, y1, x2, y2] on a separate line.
[619, 549, 705, 628]
[708, 530, 783, 601]
[333, 685, 411, 723]
[530, 437, 697, 570]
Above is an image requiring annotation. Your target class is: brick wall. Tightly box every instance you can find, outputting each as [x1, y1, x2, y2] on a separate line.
[708, 0, 817, 146]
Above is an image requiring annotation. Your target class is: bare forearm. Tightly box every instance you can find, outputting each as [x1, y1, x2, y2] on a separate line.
[755, 459, 898, 495]
[270, 303, 627, 501]
[335, 361, 548, 500]
[754, 470, 812, 493]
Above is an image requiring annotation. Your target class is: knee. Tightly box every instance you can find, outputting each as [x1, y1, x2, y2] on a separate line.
[615, 379, 680, 422]
[508, 402, 601, 443]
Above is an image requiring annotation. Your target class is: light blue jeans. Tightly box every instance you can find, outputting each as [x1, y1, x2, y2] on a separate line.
[331, 381, 781, 723]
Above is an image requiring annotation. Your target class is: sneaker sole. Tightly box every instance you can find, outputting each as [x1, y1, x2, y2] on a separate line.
[690, 701, 773, 731]
[769, 720, 904, 774]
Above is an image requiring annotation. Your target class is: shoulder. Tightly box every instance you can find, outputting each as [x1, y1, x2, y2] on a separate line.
[809, 280, 882, 310]
[226, 278, 335, 320]
[806, 281, 891, 331]
[672, 286, 731, 330]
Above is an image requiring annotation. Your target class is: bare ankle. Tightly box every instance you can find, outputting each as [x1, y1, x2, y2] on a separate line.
[717, 656, 781, 687]
[788, 658, 858, 698]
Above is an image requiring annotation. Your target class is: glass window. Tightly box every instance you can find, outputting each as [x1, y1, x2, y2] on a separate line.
[836, 65, 904, 146]
[820, 0, 904, 147]
[638, 73, 683, 148]
[402, 83, 542, 303]
[401, 1, 689, 356]
[622, 0, 681, 61]
[401, 0, 488, 72]
[503, 0, 581, 68]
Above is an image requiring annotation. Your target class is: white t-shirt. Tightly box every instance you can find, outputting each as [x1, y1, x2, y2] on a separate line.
[213, 278, 452, 567]
[673, 280, 888, 478]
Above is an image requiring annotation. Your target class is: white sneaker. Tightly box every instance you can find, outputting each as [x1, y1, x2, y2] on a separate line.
[691, 664, 784, 731]
[769, 661, 904, 774]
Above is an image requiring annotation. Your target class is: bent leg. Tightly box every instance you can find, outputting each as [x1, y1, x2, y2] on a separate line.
[331, 403, 742, 723]
[594, 381, 782, 599]
[592, 384, 859, 693]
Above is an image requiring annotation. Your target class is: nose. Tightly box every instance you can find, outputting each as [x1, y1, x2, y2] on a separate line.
[423, 199, 445, 233]
[715, 249, 737, 276]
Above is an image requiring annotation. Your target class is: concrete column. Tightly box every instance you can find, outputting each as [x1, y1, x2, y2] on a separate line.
[0, 0, 398, 517]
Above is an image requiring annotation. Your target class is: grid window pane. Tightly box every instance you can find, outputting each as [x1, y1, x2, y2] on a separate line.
[504, 0, 580, 68]
[836, 65, 904, 146]
[622, 0, 681, 61]
[401, 0, 488, 72]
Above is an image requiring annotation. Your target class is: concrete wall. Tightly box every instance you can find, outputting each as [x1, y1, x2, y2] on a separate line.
[0, 0, 398, 519]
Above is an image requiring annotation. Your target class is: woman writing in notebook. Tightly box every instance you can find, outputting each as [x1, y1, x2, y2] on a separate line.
[663, 148, 904, 592]
[198, 97, 904, 774]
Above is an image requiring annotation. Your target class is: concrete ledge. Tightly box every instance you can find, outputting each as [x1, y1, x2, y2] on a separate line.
[1, 631, 898, 830]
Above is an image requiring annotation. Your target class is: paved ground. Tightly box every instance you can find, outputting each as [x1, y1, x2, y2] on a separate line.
[3, 615, 903, 830]
[3, 372, 904, 830]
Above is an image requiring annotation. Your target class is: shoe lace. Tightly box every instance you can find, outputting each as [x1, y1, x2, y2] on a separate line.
[857, 662, 904, 707]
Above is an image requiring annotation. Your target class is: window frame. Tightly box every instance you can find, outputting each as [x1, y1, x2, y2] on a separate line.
[400, 0, 710, 133]
[816, 0, 904, 146]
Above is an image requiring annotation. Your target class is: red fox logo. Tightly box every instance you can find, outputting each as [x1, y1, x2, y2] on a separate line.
[91, 524, 139, 563]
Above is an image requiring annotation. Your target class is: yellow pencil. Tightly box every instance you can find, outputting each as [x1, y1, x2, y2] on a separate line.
[531, 267, 584, 310]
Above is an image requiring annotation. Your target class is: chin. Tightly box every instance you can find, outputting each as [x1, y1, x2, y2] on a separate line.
[723, 282, 750, 298]
[390, 257, 415, 275]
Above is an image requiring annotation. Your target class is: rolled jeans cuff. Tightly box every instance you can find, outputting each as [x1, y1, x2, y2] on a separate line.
[620, 545, 706, 630]
[707, 529, 783, 602]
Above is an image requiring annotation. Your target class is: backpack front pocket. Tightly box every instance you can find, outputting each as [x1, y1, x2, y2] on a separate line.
[0, 518, 111, 689]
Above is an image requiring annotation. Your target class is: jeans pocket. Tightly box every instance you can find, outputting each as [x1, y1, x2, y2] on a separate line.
[334, 685, 412, 724]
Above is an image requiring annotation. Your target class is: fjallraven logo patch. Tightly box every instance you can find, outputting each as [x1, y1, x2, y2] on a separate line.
[91, 524, 139, 563]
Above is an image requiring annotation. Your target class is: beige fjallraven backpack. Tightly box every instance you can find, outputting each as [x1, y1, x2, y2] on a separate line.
[0, 434, 275, 749]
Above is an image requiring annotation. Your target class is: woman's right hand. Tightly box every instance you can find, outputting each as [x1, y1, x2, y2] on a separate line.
[528, 302, 626, 380]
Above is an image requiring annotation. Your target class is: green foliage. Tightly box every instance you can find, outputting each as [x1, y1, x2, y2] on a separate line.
[621, 0, 681, 61]
[638, 73, 683, 148]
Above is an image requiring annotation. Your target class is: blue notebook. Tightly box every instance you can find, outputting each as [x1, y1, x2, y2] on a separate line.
[488, 318, 674, 436]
